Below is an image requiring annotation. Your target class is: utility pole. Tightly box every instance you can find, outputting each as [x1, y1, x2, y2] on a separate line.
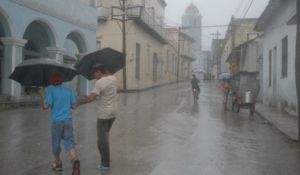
[121, 0, 127, 91]
[177, 27, 181, 82]
[295, 0, 300, 141]
[111, 0, 142, 91]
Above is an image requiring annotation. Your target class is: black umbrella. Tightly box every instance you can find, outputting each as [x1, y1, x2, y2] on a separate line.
[9, 58, 78, 87]
[75, 47, 125, 80]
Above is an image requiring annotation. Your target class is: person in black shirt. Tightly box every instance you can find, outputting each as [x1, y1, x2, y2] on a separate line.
[191, 74, 200, 99]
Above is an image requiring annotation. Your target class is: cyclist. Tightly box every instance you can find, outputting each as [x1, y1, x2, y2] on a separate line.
[191, 74, 200, 99]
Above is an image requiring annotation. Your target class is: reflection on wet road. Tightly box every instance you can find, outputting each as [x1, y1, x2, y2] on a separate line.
[1, 82, 300, 175]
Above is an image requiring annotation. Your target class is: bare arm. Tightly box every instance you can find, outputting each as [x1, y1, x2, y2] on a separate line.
[75, 93, 98, 108]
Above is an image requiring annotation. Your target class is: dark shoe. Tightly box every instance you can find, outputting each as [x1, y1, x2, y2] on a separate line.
[72, 160, 80, 175]
[52, 161, 62, 172]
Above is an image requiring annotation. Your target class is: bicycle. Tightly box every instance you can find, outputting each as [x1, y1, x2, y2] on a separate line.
[192, 88, 199, 104]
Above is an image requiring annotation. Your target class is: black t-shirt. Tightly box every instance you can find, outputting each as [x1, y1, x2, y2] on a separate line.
[191, 78, 199, 88]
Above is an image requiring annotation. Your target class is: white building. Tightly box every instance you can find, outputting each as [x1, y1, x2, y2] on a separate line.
[220, 17, 258, 73]
[182, 3, 203, 75]
[255, 0, 297, 115]
[97, 0, 180, 91]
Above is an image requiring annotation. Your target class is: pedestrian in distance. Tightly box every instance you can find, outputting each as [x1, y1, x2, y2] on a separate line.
[221, 79, 231, 111]
[43, 72, 80, 175]
[75, 64, 118, 171]
[191, 74, 200, 99]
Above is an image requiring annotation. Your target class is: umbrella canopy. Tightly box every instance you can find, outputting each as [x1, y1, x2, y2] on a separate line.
[75, 47, 125, 80]
[9, 58, 78, 87]
[218, 72, 233, 80]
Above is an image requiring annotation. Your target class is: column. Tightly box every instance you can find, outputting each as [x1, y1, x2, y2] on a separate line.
[76, 53, 90, 95]
[46, 47, 66, 62]
[0, 37, 27, 98]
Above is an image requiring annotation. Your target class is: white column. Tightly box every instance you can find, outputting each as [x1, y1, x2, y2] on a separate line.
[0, 37, 27, 98]
[76, 53, 90, 95]
[46, 47, 66, 62]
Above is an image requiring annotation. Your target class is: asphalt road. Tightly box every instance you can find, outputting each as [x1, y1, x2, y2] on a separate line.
[0, 82, 300, 175]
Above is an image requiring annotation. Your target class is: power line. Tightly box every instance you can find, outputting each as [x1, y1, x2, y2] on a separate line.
[234, 0, 247, 16]
[242, 0, 255, 18]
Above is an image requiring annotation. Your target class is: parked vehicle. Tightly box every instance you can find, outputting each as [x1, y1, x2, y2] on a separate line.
[229, 71, 260, 115]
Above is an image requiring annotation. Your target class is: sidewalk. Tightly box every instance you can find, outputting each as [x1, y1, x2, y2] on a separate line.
[255, 103, 299, 141]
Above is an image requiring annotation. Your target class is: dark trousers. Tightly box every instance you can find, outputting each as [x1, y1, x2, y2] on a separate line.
[97, 118, 115, 167]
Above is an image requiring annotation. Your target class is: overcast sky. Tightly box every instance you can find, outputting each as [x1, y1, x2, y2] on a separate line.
[164, 0, 269, 50]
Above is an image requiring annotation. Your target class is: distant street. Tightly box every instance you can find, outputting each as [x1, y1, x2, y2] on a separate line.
[1, 82, 300, 175]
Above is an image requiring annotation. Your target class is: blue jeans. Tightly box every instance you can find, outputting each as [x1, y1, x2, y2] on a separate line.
[51, 120, 75, 155]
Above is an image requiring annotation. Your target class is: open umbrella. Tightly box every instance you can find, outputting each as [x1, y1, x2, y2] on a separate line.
[75, 47, 125, 80]
[9, 58, 78, 87]
[218, 72, 233, 80]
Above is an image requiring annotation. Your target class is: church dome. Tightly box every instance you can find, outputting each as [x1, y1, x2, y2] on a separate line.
[185, 3, 200, 15]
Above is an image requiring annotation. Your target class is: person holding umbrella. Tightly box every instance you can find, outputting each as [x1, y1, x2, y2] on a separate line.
[74, 48, 124, 171]
[75, 64, 118, 171]
[43, 72, 80, 174]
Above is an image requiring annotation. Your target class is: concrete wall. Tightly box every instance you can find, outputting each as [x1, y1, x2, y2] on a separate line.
[261, 0, 297, 115]
[220, 18, 258, 73]
[240, 40, 262, 72]
[220, 35, 232, 73]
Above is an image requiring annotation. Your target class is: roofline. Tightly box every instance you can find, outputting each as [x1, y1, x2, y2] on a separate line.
[158, 0, 167, 7]
[254, 0, 281, 31]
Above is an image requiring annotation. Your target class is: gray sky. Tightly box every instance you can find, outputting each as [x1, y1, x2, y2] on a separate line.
[164, 0, 269, 50]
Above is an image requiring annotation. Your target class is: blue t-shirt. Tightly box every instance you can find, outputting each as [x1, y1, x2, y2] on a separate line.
[44, 86, 77, 122]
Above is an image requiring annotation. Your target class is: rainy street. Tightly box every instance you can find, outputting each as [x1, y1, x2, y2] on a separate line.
[1, 82, 300, 175]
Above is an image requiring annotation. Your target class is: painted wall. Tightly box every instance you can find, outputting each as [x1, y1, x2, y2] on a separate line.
[261, 0, 297, 114]
[240, 40, 262, 72]
[97, 0, 180, 91]
[0, 0, 97, 96]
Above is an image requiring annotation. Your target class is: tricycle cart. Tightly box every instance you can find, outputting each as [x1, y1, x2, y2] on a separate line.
[229, 71, 260, 115]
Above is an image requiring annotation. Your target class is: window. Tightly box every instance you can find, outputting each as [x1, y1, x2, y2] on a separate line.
[281, 36, 288, 78]
[269, 49, 272, 87]
[135, 43, 141, 80]
[146, 44, 151, 74]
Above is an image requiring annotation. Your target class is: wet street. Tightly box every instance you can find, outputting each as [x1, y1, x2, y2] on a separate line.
[1, 82, 300, 175]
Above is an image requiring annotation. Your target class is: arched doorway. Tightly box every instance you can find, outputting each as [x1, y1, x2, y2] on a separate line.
[22, 20, 55, 96]
[23, 20, 56, 60]
[64, 31, 87, 95]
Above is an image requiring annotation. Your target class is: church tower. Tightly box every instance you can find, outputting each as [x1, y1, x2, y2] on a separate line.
[182, 3, 204, 75]
[182, 3, 202, 51]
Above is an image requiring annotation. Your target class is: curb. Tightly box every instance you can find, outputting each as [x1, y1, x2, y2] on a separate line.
[118, 80, 188, 93]
[255, 111, 299, 142]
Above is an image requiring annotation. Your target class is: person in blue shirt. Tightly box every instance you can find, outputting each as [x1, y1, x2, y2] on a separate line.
[43, 72, 80, 174]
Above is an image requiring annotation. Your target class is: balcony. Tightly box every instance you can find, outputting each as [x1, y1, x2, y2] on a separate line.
[127, 7, 168, 44]
[97, 6, 110, 21]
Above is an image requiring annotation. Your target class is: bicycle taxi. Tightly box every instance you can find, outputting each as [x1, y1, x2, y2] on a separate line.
[228, 71, 260, 115]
